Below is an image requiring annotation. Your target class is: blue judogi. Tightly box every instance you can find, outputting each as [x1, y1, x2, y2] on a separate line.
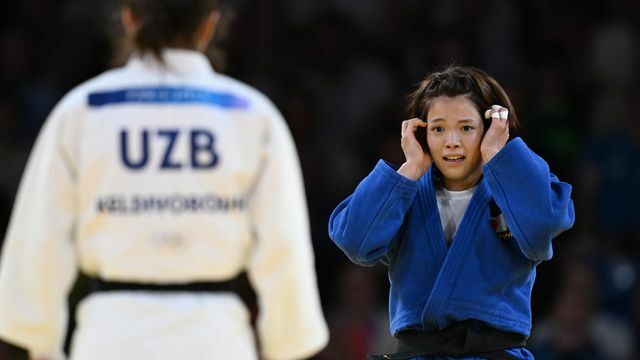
[329, 138, 574, 359]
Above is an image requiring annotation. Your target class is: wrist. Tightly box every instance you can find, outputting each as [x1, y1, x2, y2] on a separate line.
[398, 161, 427, 180]
[482, 148, 500, 164]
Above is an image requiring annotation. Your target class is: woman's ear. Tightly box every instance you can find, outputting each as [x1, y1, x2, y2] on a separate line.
[121, 7, 137, 37]
[196, 11, 221, 52]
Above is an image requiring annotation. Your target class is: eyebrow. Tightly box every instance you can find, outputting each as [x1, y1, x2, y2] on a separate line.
[428, 118, 476, 124]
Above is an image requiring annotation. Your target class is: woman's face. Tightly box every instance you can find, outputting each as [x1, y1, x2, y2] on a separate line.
[426, 95, 484, 191]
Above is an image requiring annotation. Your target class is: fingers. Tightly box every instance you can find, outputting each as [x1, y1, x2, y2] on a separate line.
[484, 105, 509, 122]
[401, 118, 428, 137]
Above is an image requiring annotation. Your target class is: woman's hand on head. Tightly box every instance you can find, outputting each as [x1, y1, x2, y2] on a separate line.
[398, 118, 432, 180]
[481, 105, 510, 164]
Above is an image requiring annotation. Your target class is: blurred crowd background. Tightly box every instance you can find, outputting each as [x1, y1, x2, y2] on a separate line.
[1, 0, 640, 359]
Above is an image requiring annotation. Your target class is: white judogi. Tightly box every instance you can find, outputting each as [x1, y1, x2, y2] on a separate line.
[0, 49, 328, 360]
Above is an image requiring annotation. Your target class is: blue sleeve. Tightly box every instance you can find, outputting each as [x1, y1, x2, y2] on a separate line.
[482, 137, 575, 261]
[328, 160, 420, 266]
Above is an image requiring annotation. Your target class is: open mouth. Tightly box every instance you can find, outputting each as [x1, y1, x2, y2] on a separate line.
[443, 155, 465, 162]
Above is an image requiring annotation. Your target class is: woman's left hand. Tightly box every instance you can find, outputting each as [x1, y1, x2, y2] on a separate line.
[481, 105, 510, 164]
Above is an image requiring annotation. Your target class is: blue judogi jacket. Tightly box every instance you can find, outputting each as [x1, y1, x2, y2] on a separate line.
[328, 138, 574, 359]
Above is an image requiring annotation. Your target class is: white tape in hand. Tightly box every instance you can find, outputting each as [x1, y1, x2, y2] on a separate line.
[485, 105, 508, 121]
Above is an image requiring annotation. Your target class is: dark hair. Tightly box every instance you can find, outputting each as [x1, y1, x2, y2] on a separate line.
[123, 0, 219, 59]
[407, 66, 519, 131]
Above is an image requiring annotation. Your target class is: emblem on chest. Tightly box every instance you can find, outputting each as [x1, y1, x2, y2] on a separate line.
[489, 200, 514, 239]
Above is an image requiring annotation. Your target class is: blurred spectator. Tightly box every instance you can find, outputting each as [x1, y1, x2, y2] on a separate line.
[577, 93, 640, 314]
[297, 11, 398, 201]
[632, 288, 640, 359]
[317, 264, 395, 359]
[530, 261, 634, 359]
[588, 21, 638, 91]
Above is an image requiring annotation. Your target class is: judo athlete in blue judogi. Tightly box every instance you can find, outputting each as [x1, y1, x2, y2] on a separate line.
[328, 66, 575, 359]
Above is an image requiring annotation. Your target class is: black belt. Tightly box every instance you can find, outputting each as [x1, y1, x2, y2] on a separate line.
[87, 275, 241, 294]
[368, 321, 527, 360]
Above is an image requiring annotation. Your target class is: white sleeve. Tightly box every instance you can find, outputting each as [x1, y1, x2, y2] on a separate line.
[247, 101, 329, 360]
[0, 100, 79, 360]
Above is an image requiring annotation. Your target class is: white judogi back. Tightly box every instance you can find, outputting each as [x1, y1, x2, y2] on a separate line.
[0, 49, 328, 360]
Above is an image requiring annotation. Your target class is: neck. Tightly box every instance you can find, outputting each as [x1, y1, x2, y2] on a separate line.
[165, 39, 199, 51]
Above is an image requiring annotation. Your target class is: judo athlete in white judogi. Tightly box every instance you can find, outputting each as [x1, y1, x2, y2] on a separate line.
[0, 1, 329, 359]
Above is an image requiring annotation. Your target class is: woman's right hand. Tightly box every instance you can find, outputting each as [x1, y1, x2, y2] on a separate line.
[398, 118, 431, 180]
